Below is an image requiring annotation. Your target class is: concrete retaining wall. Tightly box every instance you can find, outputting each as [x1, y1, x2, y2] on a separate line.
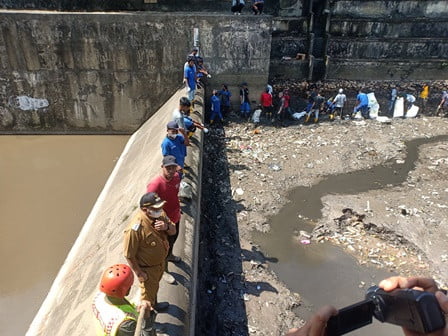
[0, 11, 272, 133]
[328, 38, 448, 59]
[330, 18, 448, 38]
[0, 0, 277, 14]
[26, 88, 204, 336]
[333, 1, 448, 18]
[326, 59, 448, 80]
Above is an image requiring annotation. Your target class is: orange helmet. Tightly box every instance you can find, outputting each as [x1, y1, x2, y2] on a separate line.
[99, 264, 134, 298]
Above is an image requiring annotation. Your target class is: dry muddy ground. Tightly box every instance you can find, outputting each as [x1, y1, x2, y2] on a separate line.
[196, 113, 448, 336]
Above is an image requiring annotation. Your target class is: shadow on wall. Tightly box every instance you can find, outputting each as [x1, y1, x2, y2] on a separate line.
[196, 126, 249, 335]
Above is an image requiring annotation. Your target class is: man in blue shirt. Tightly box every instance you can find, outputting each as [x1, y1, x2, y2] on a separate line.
[240, 82, 251, 120]
[184, 57, 197, 102]
[218, 84, 232, 117]
[354, 89, 369, 119]
[161, 121, 186, 173]
[210, 89, 224, 124]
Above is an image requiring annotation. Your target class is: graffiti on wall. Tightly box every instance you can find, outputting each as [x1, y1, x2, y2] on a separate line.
[8, 96, 49, 111]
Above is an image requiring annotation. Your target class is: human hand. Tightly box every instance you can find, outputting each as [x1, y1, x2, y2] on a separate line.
[138, 300, 153, 318]
[379, 276, 448, 336]
[154, 220, 165, 231]
[285, 305, 337, 336]
[379, 276, 439, 293]
[137, 270, 148, 282]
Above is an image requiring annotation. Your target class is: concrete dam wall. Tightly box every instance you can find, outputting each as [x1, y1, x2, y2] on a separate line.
[0, 11, 271, 133]
[26, 88, 205, 336]
[270, 0, 448, 80]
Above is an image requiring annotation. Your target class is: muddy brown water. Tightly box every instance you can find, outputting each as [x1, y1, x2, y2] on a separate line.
[254, 135, 448, 335]
[0, 135, 129, 336]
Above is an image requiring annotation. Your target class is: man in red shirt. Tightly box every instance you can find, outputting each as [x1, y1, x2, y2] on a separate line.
[260, 88, 273, 120]
[277, 89, 291, 121]
[147, 155, 181, 265]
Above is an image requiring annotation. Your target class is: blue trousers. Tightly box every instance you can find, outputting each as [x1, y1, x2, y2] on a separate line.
[210, 109, 223, 122]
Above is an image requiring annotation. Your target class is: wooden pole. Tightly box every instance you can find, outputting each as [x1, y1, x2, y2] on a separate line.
[134, 305, 146, 336]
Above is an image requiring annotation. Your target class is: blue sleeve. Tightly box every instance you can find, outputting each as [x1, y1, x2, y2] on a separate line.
[184, 117, 193, 128]
[178, 136, 187, 157]
[161, 139, 170, 156]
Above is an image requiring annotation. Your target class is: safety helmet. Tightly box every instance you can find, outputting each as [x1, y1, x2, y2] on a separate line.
[99, 264, 134, 298]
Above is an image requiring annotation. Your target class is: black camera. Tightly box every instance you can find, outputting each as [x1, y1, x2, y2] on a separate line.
[326, 285, 445, 336]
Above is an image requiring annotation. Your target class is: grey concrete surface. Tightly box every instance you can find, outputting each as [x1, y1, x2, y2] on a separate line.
[0, 11, 272, 134]
[26, 87, 204, 336]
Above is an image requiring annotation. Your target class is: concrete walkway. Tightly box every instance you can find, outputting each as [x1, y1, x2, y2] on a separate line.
[27, 88, 204, 335]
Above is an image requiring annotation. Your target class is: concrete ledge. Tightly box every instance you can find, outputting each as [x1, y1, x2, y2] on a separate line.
[26, 87, 204, 336]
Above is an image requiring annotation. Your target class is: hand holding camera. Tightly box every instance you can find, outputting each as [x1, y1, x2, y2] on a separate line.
[285, 276, 448, 336]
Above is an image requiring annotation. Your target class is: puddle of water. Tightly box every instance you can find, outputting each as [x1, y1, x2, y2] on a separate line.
[254, 135, 448, 335]
[0, 135, 128, 336]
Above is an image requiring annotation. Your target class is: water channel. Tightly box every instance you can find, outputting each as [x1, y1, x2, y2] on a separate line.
[254, 135, 448, 335]
[0, 135, 129, 336]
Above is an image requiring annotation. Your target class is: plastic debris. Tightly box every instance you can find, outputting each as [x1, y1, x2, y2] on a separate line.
[235, 188, 244, 196]
[268, 164, 281, 171]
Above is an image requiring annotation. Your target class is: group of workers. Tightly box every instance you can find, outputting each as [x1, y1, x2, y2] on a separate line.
[92, 47, 214, 336]
[226, 83, 448, 125]
[231, 0, 264, 15]
[93, 154, 184, 335]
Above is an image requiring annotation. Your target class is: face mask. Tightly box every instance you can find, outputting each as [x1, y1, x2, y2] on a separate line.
[167, 134, 177, 140]
[149, 209, 163, 218]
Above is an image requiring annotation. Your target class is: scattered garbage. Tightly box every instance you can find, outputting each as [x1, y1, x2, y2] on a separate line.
[198, 104, 448, 334]
[268, 164, 282, 171]
[292, 111, 306, 120]
[376, 116, 391, 124]
[299, 230, 311, 239]
[252, 109, 262, 124]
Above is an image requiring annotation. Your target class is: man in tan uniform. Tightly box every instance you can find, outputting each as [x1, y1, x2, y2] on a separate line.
[124, 192, 177, 311]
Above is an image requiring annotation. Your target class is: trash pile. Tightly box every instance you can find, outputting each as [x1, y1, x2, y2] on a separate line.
[311, 208, 429, 273]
